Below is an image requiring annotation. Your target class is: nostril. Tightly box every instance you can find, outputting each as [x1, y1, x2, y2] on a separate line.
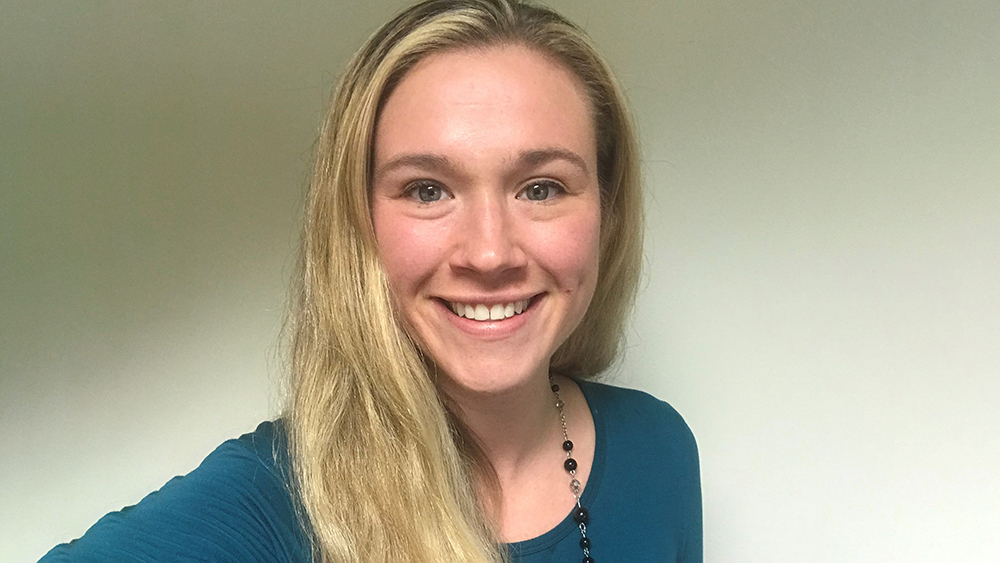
[450, 215, 527, 275]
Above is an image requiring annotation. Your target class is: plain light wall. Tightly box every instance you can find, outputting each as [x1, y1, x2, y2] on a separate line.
[2, 1, 997, 561]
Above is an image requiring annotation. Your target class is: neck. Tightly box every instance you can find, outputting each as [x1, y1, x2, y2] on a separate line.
[442, 370, 562, 480]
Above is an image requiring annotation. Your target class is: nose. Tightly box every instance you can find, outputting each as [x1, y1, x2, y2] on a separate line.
[450, 192, 527, 278]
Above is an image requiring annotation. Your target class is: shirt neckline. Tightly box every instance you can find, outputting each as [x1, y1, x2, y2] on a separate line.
[505, 377, 607, 556]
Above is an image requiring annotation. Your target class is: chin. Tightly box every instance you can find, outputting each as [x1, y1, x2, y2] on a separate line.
[434, 357, 544, 398]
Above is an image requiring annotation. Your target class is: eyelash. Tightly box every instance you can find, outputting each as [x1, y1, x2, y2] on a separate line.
[401, 178, 567, 204]
[403, 180, 451, 204]
[517, 179, 565, 202]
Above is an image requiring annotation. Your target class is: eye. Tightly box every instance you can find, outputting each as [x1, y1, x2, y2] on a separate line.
[405, 180, 450, 203]
[518, 180, 564, 202]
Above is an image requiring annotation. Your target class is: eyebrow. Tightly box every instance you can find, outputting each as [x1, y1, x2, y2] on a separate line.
[373, 147, 590, 181]
[374, 153, 457, 181]
[517, 148, 590, 177]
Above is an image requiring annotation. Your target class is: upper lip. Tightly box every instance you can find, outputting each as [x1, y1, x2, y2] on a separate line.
[437, 293, 541, 305]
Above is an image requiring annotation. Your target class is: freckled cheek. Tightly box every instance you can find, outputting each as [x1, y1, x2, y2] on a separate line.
[533, 213, 602, 290]
[373, 214, 450, 296]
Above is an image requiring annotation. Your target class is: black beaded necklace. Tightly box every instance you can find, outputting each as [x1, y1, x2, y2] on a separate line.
[550, 378, 595, 563]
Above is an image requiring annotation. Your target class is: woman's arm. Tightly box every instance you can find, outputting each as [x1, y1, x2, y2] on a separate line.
[39, 422, 309, 563]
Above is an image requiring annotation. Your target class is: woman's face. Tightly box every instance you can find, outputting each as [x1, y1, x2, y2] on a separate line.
[371, 46, 601, 396]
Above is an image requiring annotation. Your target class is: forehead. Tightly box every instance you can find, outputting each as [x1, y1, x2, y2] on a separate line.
[373, 46, 596, 169]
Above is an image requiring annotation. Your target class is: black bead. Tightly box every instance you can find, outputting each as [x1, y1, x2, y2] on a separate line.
[564, 458, 577, 472]
[572, 506, 589, 524]
[551, 384, 560, 392]
[579, 536, 591, 549]
[562, 440, 574, 451]
[583, 557, 595, 563]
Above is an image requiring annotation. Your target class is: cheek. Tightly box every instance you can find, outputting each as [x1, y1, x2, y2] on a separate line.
[534, 208, 602, 291]
[372, 204, 448, 297]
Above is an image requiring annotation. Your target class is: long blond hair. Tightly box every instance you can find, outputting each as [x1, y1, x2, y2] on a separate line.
[285, 1, 643, 561]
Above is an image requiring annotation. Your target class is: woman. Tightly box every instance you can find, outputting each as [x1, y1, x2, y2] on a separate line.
[41, 1, 701, 562]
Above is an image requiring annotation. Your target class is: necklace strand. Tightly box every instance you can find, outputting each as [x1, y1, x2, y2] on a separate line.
[550, 377, 595, 563]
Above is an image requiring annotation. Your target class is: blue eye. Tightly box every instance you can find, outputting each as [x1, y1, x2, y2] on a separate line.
[520, 180, 563, 201]
[418, 184, 442, 202]
[406, 181, 447, 203]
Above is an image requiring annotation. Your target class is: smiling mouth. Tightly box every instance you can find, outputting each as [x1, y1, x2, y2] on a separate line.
[444, 297, 536, 321]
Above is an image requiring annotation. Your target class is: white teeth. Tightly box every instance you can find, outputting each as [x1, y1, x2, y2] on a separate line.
[447, 298, 532, 322]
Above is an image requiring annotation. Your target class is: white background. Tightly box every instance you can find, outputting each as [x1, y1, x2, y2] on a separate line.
[2, 1, 998, 561]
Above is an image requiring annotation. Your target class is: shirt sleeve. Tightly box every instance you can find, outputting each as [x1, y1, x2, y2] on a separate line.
[674, 414, 703, 563]
[643, 393, 703, 563]
[39, 423, 310, 563]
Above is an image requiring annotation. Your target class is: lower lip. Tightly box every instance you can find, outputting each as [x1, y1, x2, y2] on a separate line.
[438, 297, 541, 339]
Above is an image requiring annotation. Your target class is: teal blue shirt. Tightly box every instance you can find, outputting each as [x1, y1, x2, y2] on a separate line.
[41, 380, 702, 562]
